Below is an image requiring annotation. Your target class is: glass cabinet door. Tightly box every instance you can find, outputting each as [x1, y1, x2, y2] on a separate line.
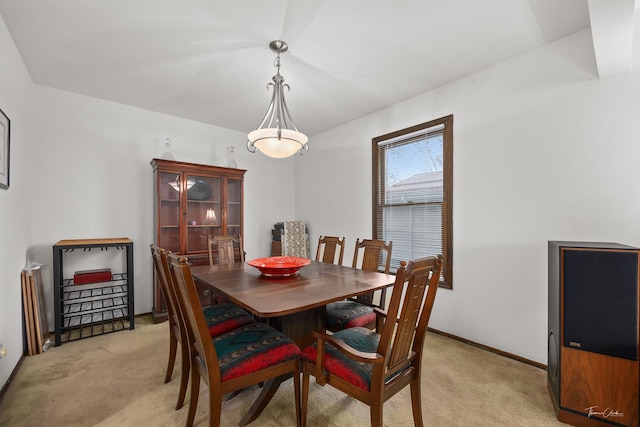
[226, 178, 242, 236]
[158, 172, 181, 252]
[186, 174, 222, 253]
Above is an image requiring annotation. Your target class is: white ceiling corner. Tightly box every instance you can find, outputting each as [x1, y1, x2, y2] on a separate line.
[588, 0, 637, 77]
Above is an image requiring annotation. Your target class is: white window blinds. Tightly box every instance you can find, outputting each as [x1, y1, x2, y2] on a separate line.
[376, 128, 444, 269]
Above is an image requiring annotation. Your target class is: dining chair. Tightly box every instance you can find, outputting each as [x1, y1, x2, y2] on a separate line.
[150, 244, 188, 408]
[315, 236, 345, 265]
[207, 235, 245, 304]
[325, 238, 393, 332]
[167, 252, 302, 427]
[301, 255, 443, 427]
[207, 235, 245, 266]
[150, 244, 255, 410]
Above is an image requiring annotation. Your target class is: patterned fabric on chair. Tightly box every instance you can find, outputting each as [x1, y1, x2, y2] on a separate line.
[167, 253, 302, 427]
[325, 301, 376, 330]
[316, 236, 381, 329]
[215, 322, 301, 381]
[203, 303, 255, 337]
[301, 256, 444, 427]
[301, 327, 379, 391]
[325, 238, 393, 332]
[151, 245, 256, 412]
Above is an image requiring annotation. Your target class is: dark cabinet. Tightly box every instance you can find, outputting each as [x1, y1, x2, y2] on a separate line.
[151, 158, 245, 322]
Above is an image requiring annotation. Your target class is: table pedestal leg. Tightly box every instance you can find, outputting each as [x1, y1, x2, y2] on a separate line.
[240, 307, 325, 425]
[239, 375, 287, 426]
[269, 306, 326, 349]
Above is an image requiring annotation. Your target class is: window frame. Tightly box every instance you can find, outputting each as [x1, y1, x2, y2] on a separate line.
[372, 114, 453, 289]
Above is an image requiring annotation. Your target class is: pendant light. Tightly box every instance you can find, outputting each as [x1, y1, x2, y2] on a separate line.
[247, 40, 308, 158]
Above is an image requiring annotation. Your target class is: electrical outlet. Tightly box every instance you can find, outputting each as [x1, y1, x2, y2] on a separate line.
[0, 342, 6, 359]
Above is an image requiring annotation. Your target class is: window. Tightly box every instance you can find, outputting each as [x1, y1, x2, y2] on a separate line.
[373, 115, 453, 288]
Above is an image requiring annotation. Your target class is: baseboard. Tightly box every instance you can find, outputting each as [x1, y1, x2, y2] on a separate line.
[428, 327, 547, 370]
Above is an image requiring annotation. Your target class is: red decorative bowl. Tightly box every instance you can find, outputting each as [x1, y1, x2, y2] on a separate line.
[248, 256, 311, 278]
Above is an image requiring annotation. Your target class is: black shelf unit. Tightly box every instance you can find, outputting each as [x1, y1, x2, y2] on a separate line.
[53, 238, 134, 346]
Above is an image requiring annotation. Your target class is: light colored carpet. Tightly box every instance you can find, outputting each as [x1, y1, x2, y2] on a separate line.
[0, 318, 567, 426]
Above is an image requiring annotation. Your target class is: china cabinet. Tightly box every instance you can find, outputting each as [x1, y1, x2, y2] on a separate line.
[150, 158, 245, 322]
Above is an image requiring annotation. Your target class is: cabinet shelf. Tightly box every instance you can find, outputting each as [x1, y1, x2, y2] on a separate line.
[61, 309, 128, 342]
[61, 272, 127, 288]
[53, 238, 134, 346]
[63, 299, 128, 316]
[64, 308, 127, 330]
[63, 283, 128, 302]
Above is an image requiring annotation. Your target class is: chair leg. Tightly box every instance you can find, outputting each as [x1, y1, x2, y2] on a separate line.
[175, 341, 190, 409]
[370, 396, 383, 427]
[208, 384, 222, 427]
[185, 368, 200, 427]
[301, 363, 310, 427]
[410, 378, 424, 427]
[165, 328, 177, 383]
[293, 364, 302, 427]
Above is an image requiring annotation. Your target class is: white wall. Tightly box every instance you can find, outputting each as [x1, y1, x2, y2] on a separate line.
[296, 27, 640, 364]
[0, 11, 39, 390]
[0, 14, 296, 387]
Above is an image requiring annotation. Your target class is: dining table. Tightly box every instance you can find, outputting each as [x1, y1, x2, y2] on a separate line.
[191, 259, 396, 426]
[192, 260, 396, 348]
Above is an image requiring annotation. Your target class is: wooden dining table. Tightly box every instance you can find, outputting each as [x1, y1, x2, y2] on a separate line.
[192, 260, 396, 349]
[191, 260, 396, 426]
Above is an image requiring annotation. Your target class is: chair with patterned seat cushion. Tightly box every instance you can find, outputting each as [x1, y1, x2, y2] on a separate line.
[301, 255, 443, 427]
[315, 236, 345, 265]
[150, 245, 255, 410]
[167, 252, 302, 427]
[325, 238, 392, 332]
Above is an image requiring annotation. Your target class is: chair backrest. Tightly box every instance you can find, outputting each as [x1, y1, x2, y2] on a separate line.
[152, 245, 193, 346]
[351, 238, 393, 306]
[150, 244, 178, 324]
[378, 255, 443, 378]
[208, 235, 245, 266]
[315, 236, 345, 265]
[352, 238, 392, 273]
[167, 253, 222, 383]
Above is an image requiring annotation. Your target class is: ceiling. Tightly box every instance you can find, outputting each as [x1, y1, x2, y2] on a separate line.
[0, 1, 636, 138]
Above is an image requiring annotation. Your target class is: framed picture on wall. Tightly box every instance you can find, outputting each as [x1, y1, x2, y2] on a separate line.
[0, 107, 10, 190]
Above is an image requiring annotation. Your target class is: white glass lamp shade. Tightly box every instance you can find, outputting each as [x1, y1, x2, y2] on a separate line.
[205, 208, 217, 224]
[248, 128, 309, 159]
